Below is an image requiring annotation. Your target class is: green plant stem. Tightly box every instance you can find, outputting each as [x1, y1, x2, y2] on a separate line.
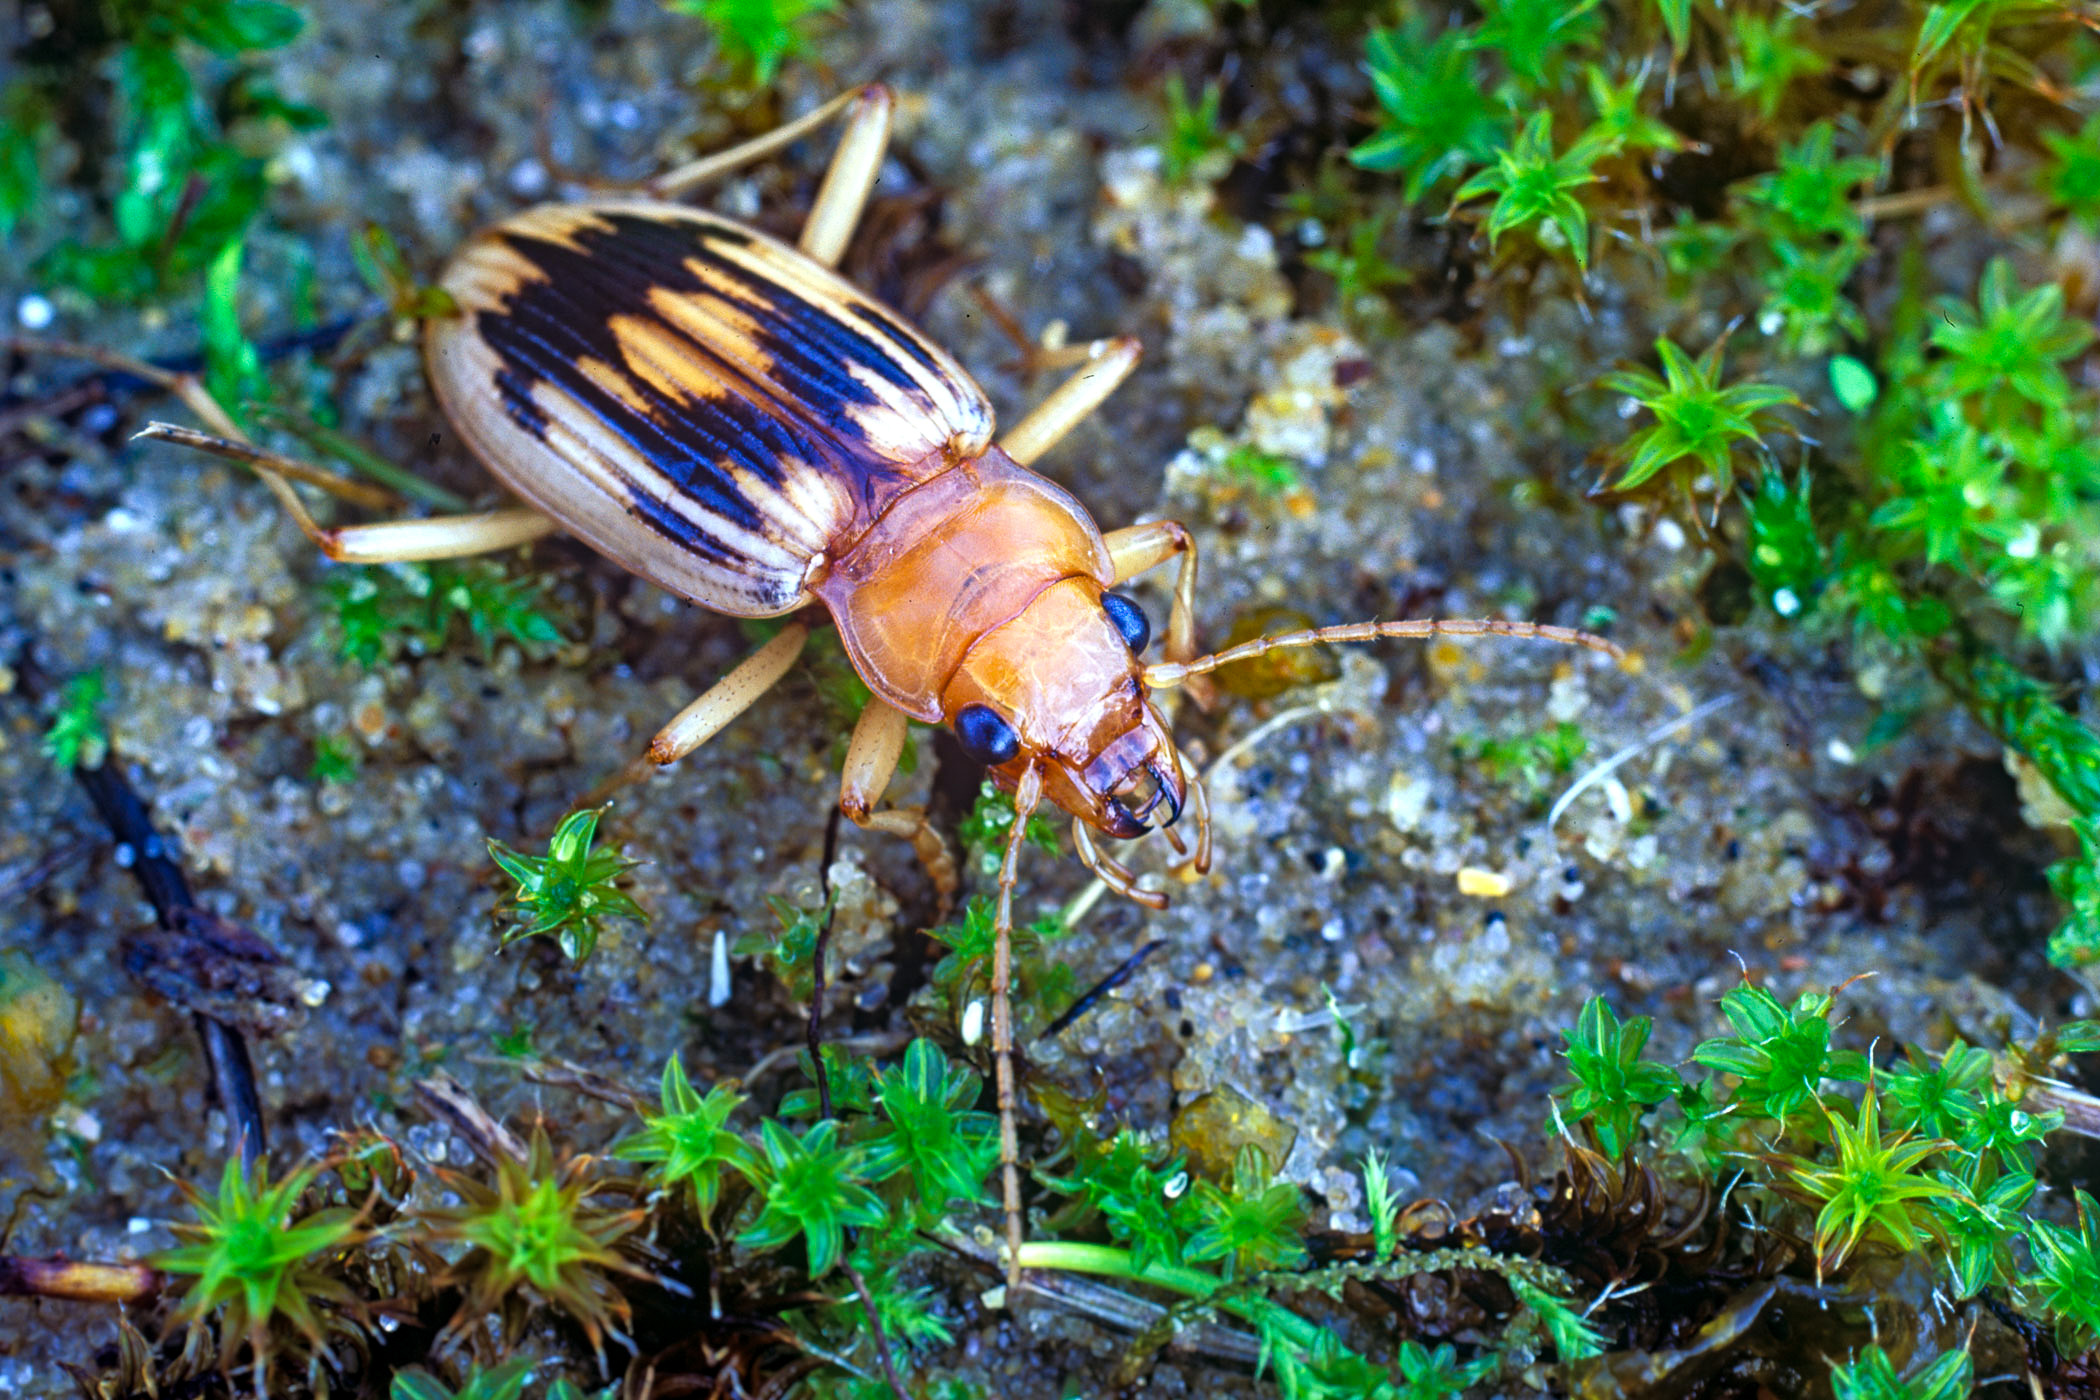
[1014, 1241, 1326, 1353]
[253, 405, 470, 511]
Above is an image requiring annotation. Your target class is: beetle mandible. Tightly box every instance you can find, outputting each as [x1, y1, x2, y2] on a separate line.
[140, 86, 1623, 1289]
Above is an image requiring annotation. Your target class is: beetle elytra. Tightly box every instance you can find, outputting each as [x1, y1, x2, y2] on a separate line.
[138, 85, 1624, 1291]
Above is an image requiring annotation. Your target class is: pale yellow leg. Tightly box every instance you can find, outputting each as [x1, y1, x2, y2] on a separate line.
[838, 698, 958, 907]
[797, 87, 894, 267]
[135, 421, 558, 563]
[993, 761, 1046, 1294]
[646, 623, 812, 766]
[997, 337, 1142, 466]
[648, 85, 892, 203]
[576, 623, 813, 811]
[1103, 519, 1202, 669]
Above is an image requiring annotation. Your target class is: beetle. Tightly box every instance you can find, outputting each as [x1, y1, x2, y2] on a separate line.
[138, 85, 1623, 1288]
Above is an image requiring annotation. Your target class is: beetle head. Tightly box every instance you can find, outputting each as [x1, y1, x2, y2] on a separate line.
[939, 576, 1185, 839]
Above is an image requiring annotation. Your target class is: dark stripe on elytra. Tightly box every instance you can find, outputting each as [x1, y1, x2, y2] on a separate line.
[475, 301, 769, 546]
[553, 212, 943, 448]
[478, 215, 930, 544]
[491, 264, 815, 499]
[590, 218, 922, 452]
[493, 366, 546, 436]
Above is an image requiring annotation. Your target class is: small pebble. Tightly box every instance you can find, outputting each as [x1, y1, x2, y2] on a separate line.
[1456, 867, 1512, 898]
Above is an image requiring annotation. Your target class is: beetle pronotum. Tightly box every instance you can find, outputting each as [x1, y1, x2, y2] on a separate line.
[138, 85, 1623, 1291]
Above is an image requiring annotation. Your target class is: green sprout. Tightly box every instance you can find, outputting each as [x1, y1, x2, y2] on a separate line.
[1692, 980, 1868, 1127]
[1727, 9, 1830, 122]
[1755, 239, 1867, 357]
[155, 1157, 362, 1382]
[1778, 1083, 1956, 1280]
[1302, 210, 1411, 323]
[487, 806, 647, 964]
[1652, 0, 1692, 59]
[861, 1038, 997, 1212]
[668, 0, 838, 87]
[42, 669, 109, 772]
[1828, 1344, 1973, 1400]
[2041, 111, 2100, 227]
[739, 1118, 886, 1278]
[1907, 0, 2064, 119]
[326, 559, 566, 669]
[1184, 1144, 1307, 1279]
[390, 1360, 534, 1400]
[1932, 1156, 2035, 1298]
[1596, 335, 1800, 497]
[925, 895, 1072, 1023]
[1554, 996, 1680, 1160]
[614, 1053, 757, 1224]
[352, 223, 459, 323]
[1158, 74, 1242, 185]
[2027, 1187, 2100, 1351]
[30, 0, 312, 303]
[416, 1127, 649, 1364]
[1468, 0, 1602, 93]
[1927, 257, 2095, 422]
[1038, 1129, 1193, 1274]
[1735, 122, 1879, 245]
[1576, 63, 1685, 161]
[956, 781, 1061, 878]
[203, 237, 266, 420]
[308, 734, 360, 785]
[1361, 1149, 1400, 1259]
[1394, 1338, 1500, 1399]
[1352, 16, 1508, 203]
[1452, 111, 1600, 270]
[1461, 721, 1590, 797]
[490, 1023, 537, 1060]
[1881, 1041, 1991, 1142]
[1743, 465, 1824, 619]
[734, 891, 836, 1004]
[2047, 816, 2100, 967]
[1508, 1274, 1606, 1360]
[1219, 442, 1304, 496]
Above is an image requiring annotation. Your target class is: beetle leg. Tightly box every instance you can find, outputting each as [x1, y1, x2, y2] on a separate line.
[650, 622, 813, 766]
[648, 85, 892, 206]
[837, 697, 959, 910]
[1103, 520, 1203, 665]
[796, 86, 895, 267]
[135, 422, 559, 563]
[579, 621, 815, 807]
[992, 761, 1045, 1295]
[997, 336, 1142, 466]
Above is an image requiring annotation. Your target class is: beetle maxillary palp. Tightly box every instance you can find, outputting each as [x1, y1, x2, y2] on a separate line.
[1069, 819, 1169, 911]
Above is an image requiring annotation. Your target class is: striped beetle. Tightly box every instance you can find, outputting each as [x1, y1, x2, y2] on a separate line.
[141, 86, 1622, 1288]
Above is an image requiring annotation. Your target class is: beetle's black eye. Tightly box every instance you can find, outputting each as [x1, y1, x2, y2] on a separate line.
[954, 704, 1020, 766]
[1102, 592, 1150, 654]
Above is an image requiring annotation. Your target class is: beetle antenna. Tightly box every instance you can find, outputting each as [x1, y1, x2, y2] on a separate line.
[1143, 616, 1626, 690]
[992, 761, 1043, 1298]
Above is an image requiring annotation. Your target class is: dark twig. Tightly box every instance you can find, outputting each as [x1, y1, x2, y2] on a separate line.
[838, 1258, 912, 1400]
[1037, 939, 1168, 1042]
[0, 838, 95, 902]
[71, 759, 267, 1172]
[413, 1072, 528, 1166]
[2, 312, 367, 403]
[809, 805, 845, 1121]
